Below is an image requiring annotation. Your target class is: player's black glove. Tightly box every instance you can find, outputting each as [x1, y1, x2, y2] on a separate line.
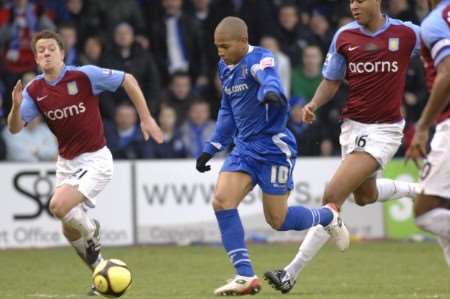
[196, 152, 212, 173]
[261, 92, 286, 106]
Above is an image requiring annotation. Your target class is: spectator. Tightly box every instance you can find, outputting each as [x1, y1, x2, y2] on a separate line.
[162, 71, 194, 124]
[287, 96, 322, 156]
[104, 103, 152, 159]
[58, 23, 79, 65]
[0, 0, 55, 107]
[275, 2, 315, 66]
[387, 0, 419, 25]
[180, 99, 215, 158]
[53, 0, 100, 46]
[100, 22, 160, 120]
[403, 55, 428, 122]
[150, 0, 208, 86]
[291, 45, 323, 102]
[96, 0, 148, 47]
[2, 116, 58, 162]
[260, 35, 291, 97]
[148, 104, 187, 159]
[319, 138, 337, 156]
[190, 0, 217, 75]
[79, 35, 103, 65]
[413, 0, 429, 23]
[210, 0, 276, 45]
[309, 10, 334, 55]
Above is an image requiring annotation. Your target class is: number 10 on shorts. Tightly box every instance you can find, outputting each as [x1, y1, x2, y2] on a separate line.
[271, 165, 289, 184]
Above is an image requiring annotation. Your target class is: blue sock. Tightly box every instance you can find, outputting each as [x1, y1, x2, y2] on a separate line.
[278, 206, 333, 231]
[215, 209, 254, 277]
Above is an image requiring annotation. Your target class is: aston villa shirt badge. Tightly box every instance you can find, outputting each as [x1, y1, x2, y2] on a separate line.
[388, 38, 400, 52]
[67, 81, 79, 95]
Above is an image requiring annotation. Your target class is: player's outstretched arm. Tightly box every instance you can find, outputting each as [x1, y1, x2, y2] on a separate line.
[7, 80, 25, 134]
[303, 79, 340, 124]
[196, 96, 236, 173]
[122, 73, 163, 144]
[406, 56, 450, 165]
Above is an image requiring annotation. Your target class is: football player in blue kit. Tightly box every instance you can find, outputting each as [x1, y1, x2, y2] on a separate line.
[195, 16, 349, 296]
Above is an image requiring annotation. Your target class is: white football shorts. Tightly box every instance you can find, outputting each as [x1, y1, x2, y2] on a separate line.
[55, 146, 113, 207]
[419, 118, 450, 199]
[340, 119, 405, 171]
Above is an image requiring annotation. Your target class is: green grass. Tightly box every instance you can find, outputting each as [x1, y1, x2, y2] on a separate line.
[2, 242, 450, 299]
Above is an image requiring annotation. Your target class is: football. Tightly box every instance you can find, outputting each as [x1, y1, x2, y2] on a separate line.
[92, 259, 132, 298]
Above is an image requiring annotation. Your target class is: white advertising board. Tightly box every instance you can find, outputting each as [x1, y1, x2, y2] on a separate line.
[135, 158, 384, 244]
[0, 162, 133, 248]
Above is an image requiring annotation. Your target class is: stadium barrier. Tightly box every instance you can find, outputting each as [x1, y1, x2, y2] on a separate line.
[0, 159, 420, 249]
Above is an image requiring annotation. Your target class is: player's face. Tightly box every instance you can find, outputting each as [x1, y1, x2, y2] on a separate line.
[214, 31, 247, 65]
[350, 0, 380, 25]
[34, 38, 64, 72]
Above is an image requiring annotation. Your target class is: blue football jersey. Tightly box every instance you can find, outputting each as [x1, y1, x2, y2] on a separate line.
[204, 46, 296, 161]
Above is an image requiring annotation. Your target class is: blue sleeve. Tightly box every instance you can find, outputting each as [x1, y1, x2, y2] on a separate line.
[250, 52, 286, 102]
[78, 65, 125, 95]
[322, 30, 347, 80]
[422, 12, 450, 67]
[404, 21, 421, 56]
[20, 88, 40, 123]
[203, 95, 236, 155]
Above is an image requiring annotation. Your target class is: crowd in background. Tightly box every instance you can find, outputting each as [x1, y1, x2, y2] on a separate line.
[0, 0, 430, 161]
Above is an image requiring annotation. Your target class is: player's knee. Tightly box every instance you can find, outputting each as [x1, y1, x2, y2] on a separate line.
[265, 214, 285, 230]
[212, 192, 232, 211]
[353, 193, 376, 206]
[49, 199, 68, 219]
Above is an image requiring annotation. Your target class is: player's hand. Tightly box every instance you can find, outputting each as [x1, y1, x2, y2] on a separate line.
[196, 152, 212, 173]
[140, 117, 164, 144]
[261, 92, 285, 106]
[405, 128, 428, 168]
[11, 80, 23, 108]
[303, 102, 317, 124]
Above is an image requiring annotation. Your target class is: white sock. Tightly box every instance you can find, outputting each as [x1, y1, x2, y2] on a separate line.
[63, 206, 95, 239]
[70, 237, 86, 257]
[284, 225, 330, 280]
[376, 178, 417, 202]
[415, 209, 450, 238]
[437, 237, 450, 267]
[416, 209, 450, 267]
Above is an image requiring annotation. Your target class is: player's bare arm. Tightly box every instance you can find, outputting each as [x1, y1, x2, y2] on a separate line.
[303, 79, 341, 124]
[7, 80, 25, 134]
[122, 73, 163, 143]
[406, 56, 450, 165]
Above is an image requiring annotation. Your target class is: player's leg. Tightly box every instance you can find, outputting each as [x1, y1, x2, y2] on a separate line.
[352, 176, 417, 206]
[258, 151, 348, 293]
[413, 122, 450, 266]
[261, 193, 336, 233]
[265, 152, 379, 293]
[213, 171, 261, 296]
[54, 148, 113, 295]
[50, 185, 102, 265]
[262, 192, 348, 293]
[415, 195, 450, 266]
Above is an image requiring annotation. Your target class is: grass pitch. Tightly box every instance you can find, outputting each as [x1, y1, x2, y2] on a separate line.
[2, 241, 449, 299]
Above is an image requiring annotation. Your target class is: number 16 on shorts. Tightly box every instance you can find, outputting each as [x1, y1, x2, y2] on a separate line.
[355, 134, 368, 148]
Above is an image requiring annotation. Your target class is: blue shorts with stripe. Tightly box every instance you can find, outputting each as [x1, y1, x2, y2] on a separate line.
[221, 132, 297, 195]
